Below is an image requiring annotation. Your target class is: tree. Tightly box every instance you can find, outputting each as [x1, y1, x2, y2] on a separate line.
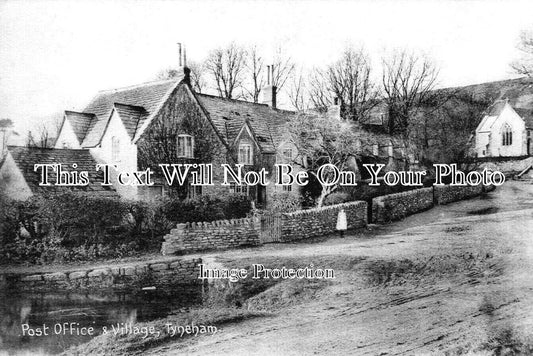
[381, 50, 439, 137]
[270, 46, 295, 92]
[511, 29, 533, 77]
[205, 43, 248, 99]
[411, 89, 492, 168]
[287, 70, 309, 111]
[288, 113, 361, 207]
[309, 47, 379, 121]
[156, 60, 207, 93]
[243, 45, 265, 103]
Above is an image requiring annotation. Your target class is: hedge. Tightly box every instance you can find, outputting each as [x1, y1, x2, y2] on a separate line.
[0, 192, 251, 264]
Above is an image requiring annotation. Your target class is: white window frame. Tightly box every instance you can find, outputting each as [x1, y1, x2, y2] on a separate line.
[177, 134, 195, 158]
[187, 185, 203, 199]
[238, 143, 253, 165]
[282, 148, 293, 163]
[230, 183, 249, 195]
[111, 136, 120, 162]
[282, 184, 292, 192]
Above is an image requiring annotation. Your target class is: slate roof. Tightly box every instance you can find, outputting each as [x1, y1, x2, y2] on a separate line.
[486, 100, 507, 117]
[113, 103, 148, 139]
[81, 79, 179, 147]
[7, 146, 117, 196]
[62, 75, 293, 153]
[477, 100, 507, 132]
[64, 111, 96, 144]
[195, 93, 294, 152]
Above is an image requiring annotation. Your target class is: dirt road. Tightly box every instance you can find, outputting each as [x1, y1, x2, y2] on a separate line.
[151, 181, 533, 355]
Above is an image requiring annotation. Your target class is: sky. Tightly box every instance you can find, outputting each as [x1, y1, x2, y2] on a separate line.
[1, 0, 533, 140]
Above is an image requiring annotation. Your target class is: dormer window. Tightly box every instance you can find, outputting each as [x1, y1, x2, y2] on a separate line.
[282, 148, 293, 163]
[177, 134, 194, 158]
[112, 136, 120, 161]
[502, 124, 513, 146]
[238, 143, 253, 165]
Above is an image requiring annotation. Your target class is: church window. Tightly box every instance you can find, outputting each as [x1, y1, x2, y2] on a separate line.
[502, 124, 512, 146]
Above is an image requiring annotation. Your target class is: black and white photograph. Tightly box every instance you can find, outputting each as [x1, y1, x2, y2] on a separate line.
[1, 0, 533, 355]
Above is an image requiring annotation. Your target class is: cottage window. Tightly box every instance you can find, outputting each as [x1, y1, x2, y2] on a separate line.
[230, 183, 249, 195]
[187, 185, 202, 199]
[238, 143, 253, 165]
[111, 136, 120, 161]
[502, 124, 513, 146]
[282, 148, 293, 163]
[177, 135, 194, 158]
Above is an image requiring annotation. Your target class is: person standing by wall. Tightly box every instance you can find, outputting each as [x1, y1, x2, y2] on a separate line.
[337, 208, 347, 238]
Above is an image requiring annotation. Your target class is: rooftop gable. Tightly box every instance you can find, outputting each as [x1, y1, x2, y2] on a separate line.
[195, 93, 294, 152]
[63, 111, 97, 144]
[81, 78, 181, 147]
[112, 103, 148, 140]
[7, 146, 117, 196]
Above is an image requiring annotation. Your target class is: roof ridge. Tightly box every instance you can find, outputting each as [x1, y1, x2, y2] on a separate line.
[197, 93, 296, 114]
[197, 93, 268, 106]
[8, 145, 90, 153]
[97, 78, 181, 94]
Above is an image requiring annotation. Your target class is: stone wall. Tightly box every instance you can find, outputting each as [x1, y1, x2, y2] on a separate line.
[1, 257, 202, 291]
[161, 218, 261, 255]
[479, 157, 533, 175]
[434, 185, 484, 205]
[280, 201, 367, 241]
[372, 187, 434, 223]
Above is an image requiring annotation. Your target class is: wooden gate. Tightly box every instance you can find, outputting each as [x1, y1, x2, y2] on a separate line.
[258, 213, 282, 243]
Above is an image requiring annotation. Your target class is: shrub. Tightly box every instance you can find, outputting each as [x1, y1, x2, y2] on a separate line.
[267, 192, 302, 213]
[0, 192, 253, 264]
[323, 192, 350, 206]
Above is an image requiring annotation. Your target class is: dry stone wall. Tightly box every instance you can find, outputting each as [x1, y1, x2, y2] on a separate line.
[2, 257, 202, 291]
[372, 187, 434, 223]
[161, 218, 261, 255]
[281, 201, 367, 241]
[434, 185, 483, 205]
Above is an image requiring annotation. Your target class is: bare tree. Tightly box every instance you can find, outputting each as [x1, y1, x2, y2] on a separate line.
[156, 60, 207, 93]
[511, 29, 533, 77]
[289, 113, 362, 207]
[381, 50, 439, 137]
[271, 46, 295, 92]
[205, 43, 248, 99]
[287, 70, 309, 111]
[309, 47, 379, 121]
[244, 45, 265, 103]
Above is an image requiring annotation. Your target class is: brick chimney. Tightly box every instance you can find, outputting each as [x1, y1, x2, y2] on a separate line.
[261, 65, 277, 108]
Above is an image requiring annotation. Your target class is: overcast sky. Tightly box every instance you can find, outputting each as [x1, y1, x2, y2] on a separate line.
[1, 0, 533, 138]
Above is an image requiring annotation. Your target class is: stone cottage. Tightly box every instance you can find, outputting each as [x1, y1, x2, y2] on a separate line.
[0, 146, 117, 200]
[51, 65, 300, 207]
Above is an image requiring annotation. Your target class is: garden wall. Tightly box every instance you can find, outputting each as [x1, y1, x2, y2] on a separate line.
[161, 218, 261, 255]
[372, 187, 434, 223]
[1, 257, 202, 291]
[433, 185, 483, 205]
[281, 201, 367, 241]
